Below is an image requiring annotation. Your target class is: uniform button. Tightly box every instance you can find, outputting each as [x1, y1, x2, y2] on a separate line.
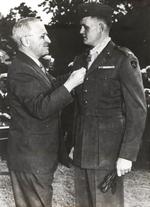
[86, 77, 88, 81]
[84, 89, 88, 93]
[85, 100, 88, 104]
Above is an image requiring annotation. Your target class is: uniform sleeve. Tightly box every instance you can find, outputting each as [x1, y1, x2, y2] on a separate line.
[8, 72, 73, 120]
[119, 55, 147, 161]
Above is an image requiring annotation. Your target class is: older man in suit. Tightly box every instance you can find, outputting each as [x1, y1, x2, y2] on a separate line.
[7, 17, 86, 207]
[71, 3, 147, 207]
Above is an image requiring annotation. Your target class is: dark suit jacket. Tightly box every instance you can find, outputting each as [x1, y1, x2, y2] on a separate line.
[72, 41, 147, 169]
[7, 51, 72, 173]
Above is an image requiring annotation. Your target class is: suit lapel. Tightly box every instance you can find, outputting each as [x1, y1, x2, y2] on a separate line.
[30, 64, 52, 87]
[17, 51, 52, 87]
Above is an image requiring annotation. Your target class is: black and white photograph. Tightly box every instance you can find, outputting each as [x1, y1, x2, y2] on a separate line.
[0, 0, 150, 207]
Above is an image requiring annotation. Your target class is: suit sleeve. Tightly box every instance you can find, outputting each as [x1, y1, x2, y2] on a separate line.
[50, 73, 70, 88]
[8, 71, 73, 120]
[118, 55, 147, 161]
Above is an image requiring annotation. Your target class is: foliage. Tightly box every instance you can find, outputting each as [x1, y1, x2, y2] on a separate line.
[0, 3, 39, 58]
[39, 0, 106, 25]
[0, 18, 14, 56]
[5, 3, 38, 22]
[39, 0, 133, 25]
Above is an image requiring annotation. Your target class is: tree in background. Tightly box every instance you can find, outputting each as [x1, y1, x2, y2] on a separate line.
[39, 0, 132, 25]
[5, 2, 38, 22]
[0, 3, 38, 58]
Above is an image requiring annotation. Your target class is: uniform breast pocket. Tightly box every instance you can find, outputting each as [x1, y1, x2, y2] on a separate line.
[96, 69, 115, 95]
[97, 69, 114, 80]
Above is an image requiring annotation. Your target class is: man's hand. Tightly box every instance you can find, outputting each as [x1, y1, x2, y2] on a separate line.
[64, 67, 86, 92]
[116, 158, 132, 177]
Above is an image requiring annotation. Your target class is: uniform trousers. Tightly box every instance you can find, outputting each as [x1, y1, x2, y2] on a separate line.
[10, 170, 55, 207]
[75, 167, 124, 207]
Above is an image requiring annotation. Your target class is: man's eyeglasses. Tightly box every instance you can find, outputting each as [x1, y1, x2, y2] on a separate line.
[23, 33, 49, 40]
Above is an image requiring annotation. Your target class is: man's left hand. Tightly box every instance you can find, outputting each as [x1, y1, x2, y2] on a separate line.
[116, 158, 132, 177]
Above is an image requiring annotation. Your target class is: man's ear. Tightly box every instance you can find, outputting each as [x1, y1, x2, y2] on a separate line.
[99, 21, 105, 32]
[20, 36, 30, 47]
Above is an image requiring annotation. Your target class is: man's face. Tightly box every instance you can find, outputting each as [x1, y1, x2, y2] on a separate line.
[26, 21, 51, 59]
[80, 16, 102, 47]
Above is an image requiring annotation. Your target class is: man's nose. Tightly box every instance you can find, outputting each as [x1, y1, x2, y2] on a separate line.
[80, 27, 84, 34]
[45, 35, 51, 44]
[80, 27, 85, 35]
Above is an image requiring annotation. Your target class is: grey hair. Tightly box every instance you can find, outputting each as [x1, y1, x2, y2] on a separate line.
[12, 17, 41, 46]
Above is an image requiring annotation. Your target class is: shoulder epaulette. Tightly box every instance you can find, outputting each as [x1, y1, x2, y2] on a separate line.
[116, 46, 135, 58]
[116, 45, 139, 69]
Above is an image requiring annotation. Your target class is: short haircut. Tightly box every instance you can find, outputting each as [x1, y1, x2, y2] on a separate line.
[12, 17, 41, 46]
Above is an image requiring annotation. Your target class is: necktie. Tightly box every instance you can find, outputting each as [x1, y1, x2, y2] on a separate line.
[88, 51, 99, 69]
[87, 53, 92, 66]
[85, 51, 92, 70]
[39, 63, 46, 74]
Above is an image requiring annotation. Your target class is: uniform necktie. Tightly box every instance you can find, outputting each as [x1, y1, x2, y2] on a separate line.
[85, 51, 92, 70]
[86, 51, 99, 69]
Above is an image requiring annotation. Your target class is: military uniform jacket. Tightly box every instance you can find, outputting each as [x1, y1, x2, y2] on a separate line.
[7, 51, 72, 173]
[72, 41, 147, 169]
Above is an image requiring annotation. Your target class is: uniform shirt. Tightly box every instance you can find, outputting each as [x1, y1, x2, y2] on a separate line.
[88, 37, 111, 69]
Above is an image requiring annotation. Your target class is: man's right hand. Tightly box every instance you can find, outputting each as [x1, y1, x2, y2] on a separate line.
[64, 67, 86, 92]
